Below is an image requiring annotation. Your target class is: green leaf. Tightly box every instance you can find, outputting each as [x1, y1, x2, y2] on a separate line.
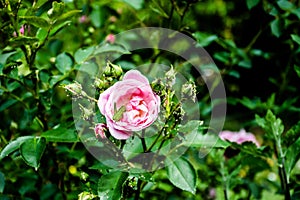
[20, 16, 49, 29]
[123, 0, 144, 10]
[178, 120, 202, 133]
[50, 20, 71, 36]
[277, 0, 295, 11]
[94, 44, 131, 55]
[149, 1, 169, 18]
[294, 65, 300, 78]
[20, 137, 46, 170]
[193, 32, 218, 47]
[90, 6, 104, 28]
[285, 138, 300, 181]
[40, 127, 78, 143]
[48, 1, 65, 19]
[0, 51, 16, 65]
[246, 0, 260, 10]
[284, 120, 300, 146]
[97, 171, 128, 200]
[230, 142, 271, 157]
[0, 136, 34, 160]
[166, 157, 196, 194]
[123, 136, 144, 161]
[55, 52, 73, 74]
[271, 19, 284, 38]
[0, 171, 5, 193]
[228, 70, 240, 78]
[0, 99, 18, 112]
[53, 10, 81, 27]
[256, 110, 284, 140]
[36, 28, 48, 41]
[9, 36, 39, 46]
[291, 34, 300, 45]
[74, 46, 95, 64]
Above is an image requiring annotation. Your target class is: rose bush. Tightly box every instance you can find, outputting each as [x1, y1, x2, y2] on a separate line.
[98, 70, 161, 139]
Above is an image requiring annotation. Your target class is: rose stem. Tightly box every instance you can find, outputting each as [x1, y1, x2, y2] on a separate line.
[141, 129, 147, 152]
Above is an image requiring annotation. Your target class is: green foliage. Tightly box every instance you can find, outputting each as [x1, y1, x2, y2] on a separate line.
[0, 0, 300, 199]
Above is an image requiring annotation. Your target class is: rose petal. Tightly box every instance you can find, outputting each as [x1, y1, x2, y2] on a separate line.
[107, 119, 132, 139]
[123, 70, 149, 85]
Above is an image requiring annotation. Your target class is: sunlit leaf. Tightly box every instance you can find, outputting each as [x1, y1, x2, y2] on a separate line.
[123, 0, 144, 10]
[50, 20, 71, 36]
[0, 136, 34, 160]
[53, 10, 81, 27]
[20, 16, 49, 29]
[9, 36, 39, 46]
[41, 127, 78, 143]
[48, 2, 65, 19]
[36, 28, 48, 41]
[166, 157, 196, 194]
[20, 137, 46, 170]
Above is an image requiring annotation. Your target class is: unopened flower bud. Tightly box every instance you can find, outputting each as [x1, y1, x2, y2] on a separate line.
[105, 34, 115, 44]
[94, 123, 107, 139]
[181, 81, 197, 102]
[151, 78, 166, 97]
[165, 67, 177, 88]
[111, 63, 123, 77]
[103, 61, 123, 78]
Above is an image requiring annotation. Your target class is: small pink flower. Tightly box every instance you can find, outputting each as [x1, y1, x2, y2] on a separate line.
[79, 15, 88, 23]
[19, 25, 25, 35]
[208, 188, 216, 199]
[105, 34, 115, 44]
[219, 129, 260, 147]
[98, 70, 161, 140]
[94, 123, 107, 139]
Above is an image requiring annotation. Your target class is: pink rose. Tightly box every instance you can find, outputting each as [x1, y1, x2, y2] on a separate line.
[98, 70, 160, 139]
[219, 129, 260, 147]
